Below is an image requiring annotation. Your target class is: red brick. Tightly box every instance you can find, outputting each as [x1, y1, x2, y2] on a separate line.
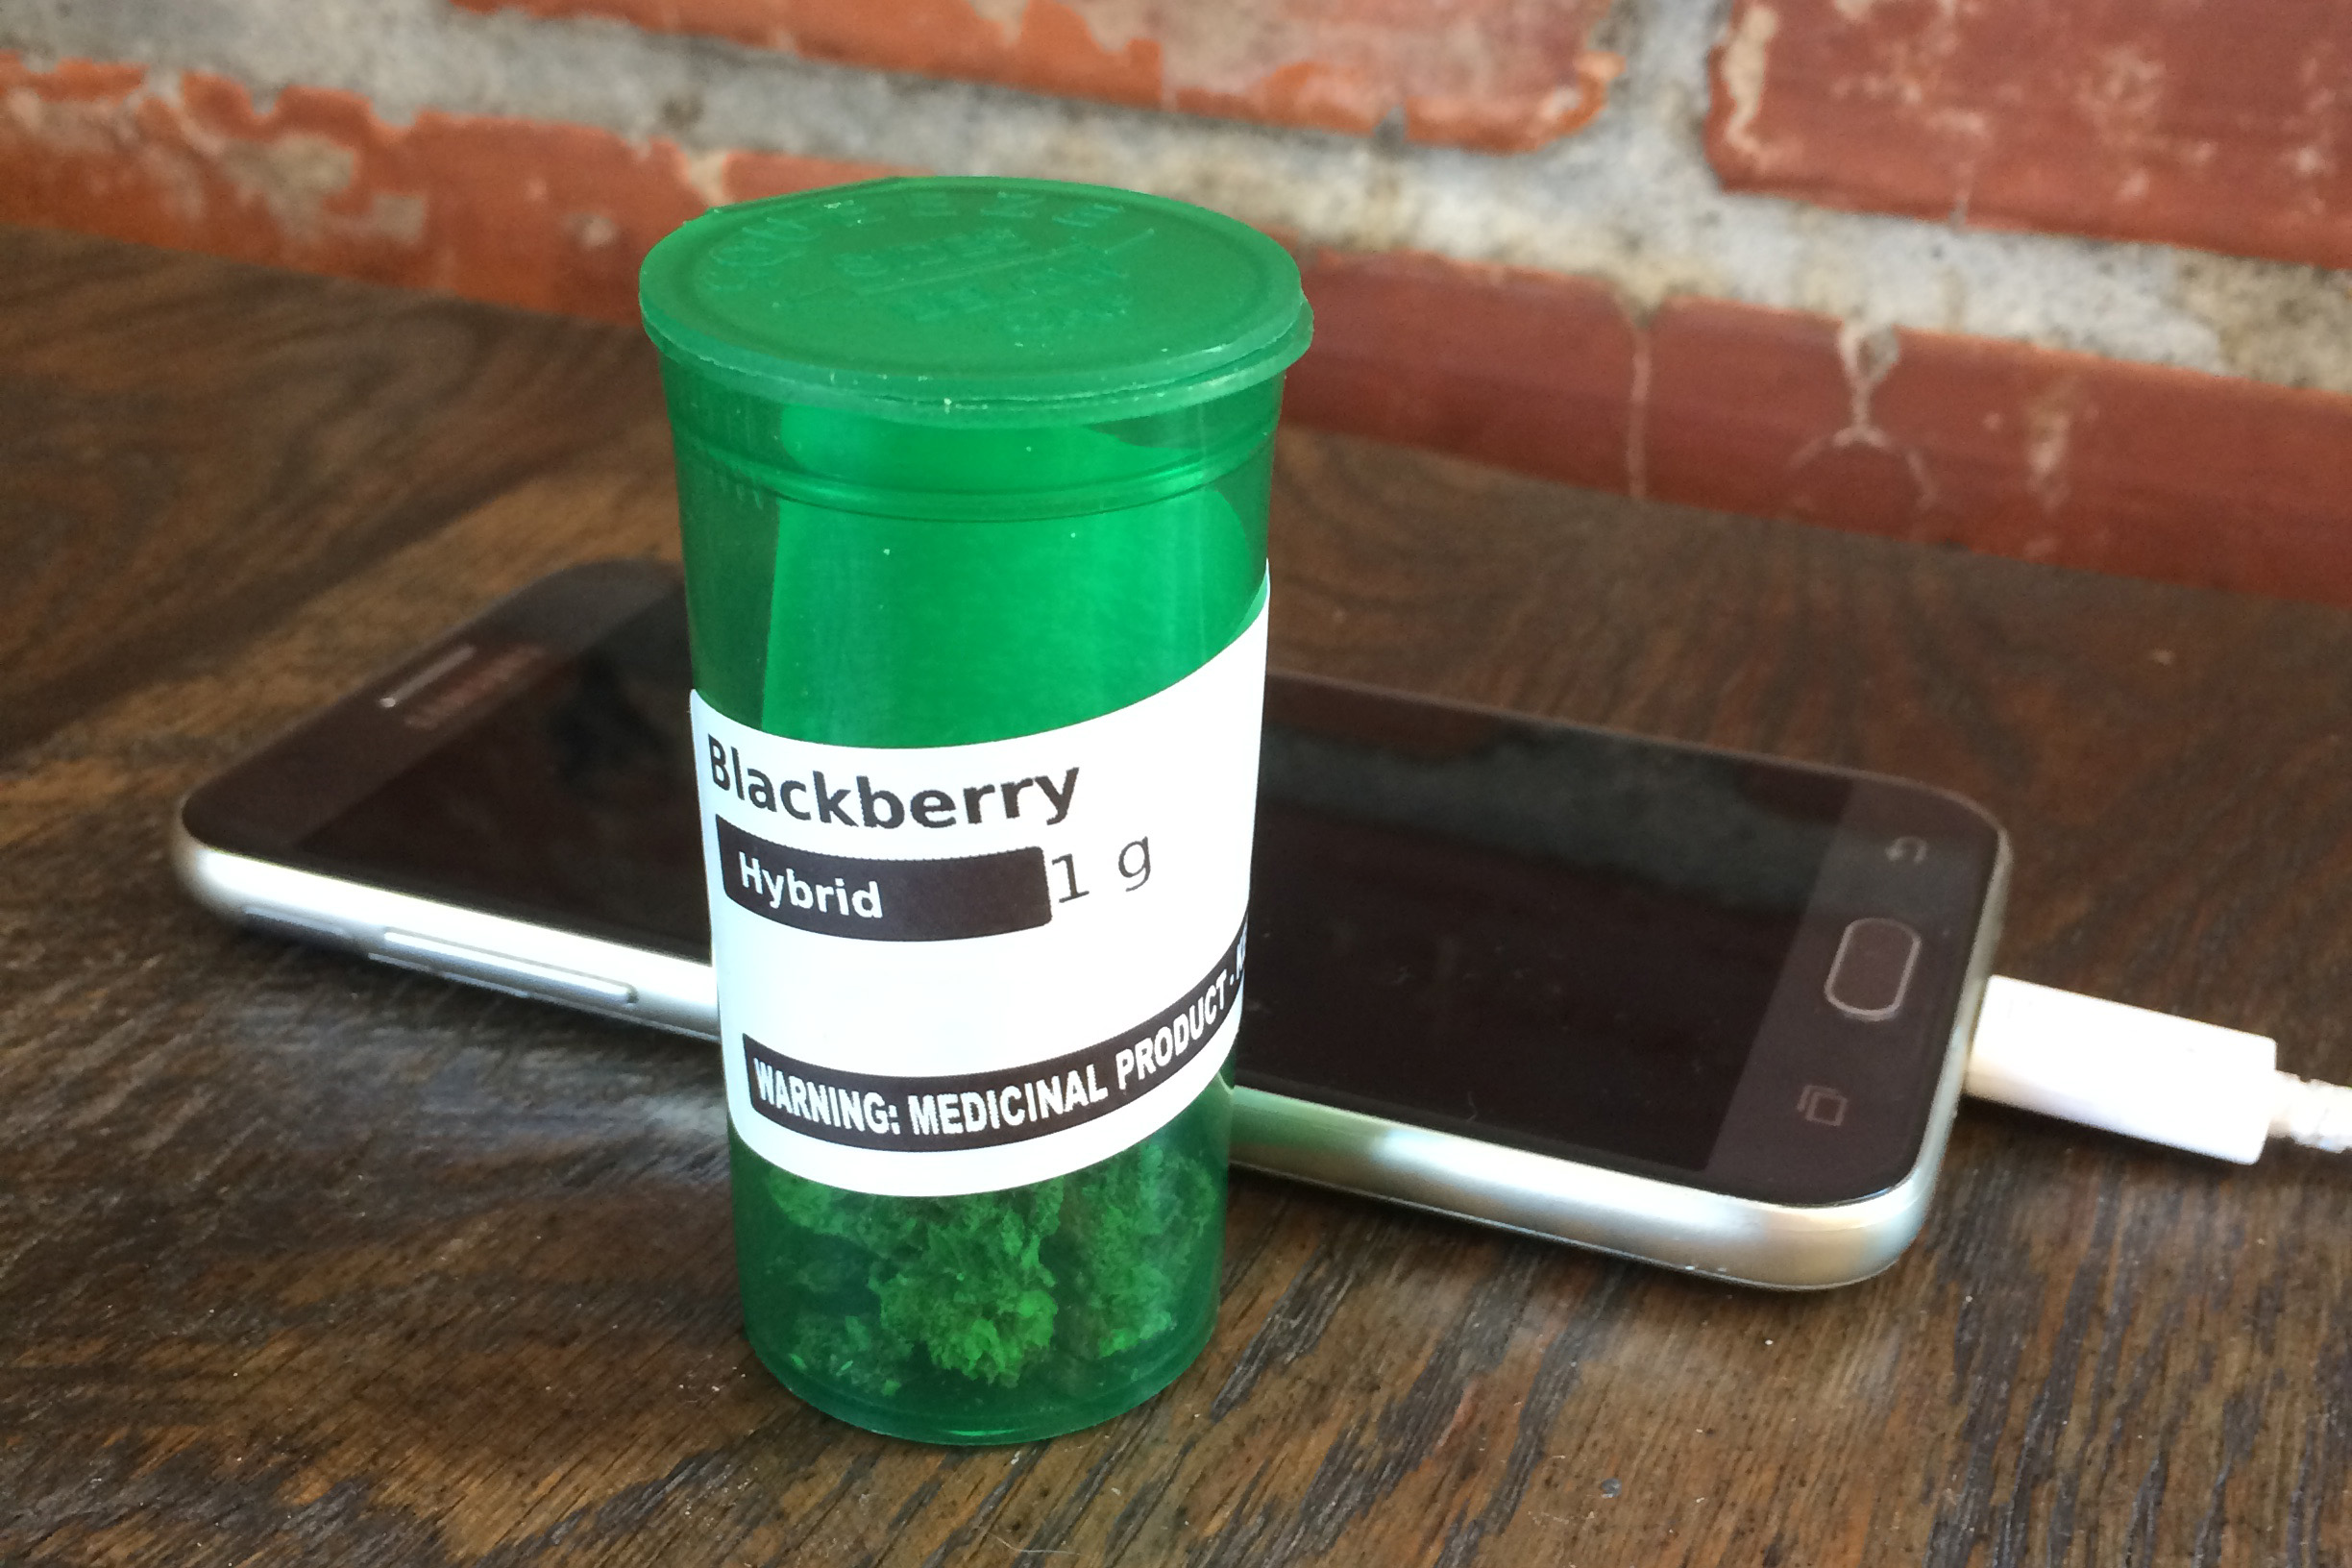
[11, 53, 2352, 609]
[1645, 298, 2352, 602]
[1641, 301, 1898, 526]
[0, 53, 896, 324]
[444, 0, 1622, 154]
[1288, 247, 1639, 494]
[1706, 0, 2352, 272]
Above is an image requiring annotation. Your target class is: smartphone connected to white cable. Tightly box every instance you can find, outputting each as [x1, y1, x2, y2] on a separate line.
[175, 561, 2010, 1287]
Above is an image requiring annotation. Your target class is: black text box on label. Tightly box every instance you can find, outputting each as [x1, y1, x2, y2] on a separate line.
[716, 817, 1050, 942]
[738, 922, 1247, 1153]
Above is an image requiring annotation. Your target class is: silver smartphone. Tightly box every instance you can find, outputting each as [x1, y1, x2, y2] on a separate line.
[176, 561, 2009, 1287]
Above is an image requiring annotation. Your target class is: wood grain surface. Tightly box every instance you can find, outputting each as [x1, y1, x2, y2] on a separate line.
[0, 225, 665, 760]
[2, 233, 2347, 1566]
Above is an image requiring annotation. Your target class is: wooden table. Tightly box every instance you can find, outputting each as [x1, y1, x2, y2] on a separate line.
[3, 225, 2345, 1567]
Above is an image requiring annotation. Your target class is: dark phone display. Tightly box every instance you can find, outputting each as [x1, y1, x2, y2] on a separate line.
[292, 593, 1852, 1176]
[1245, 691, 1847, 1174]
[297, 601, 711, 960]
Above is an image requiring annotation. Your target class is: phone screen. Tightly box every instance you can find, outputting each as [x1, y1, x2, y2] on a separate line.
[1245, 682, 1847, 1176]
[293, 598, 710, 960]
[221, 580, 1993, 1196]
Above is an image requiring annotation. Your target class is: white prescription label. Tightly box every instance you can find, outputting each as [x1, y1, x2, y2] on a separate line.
[694, 598, 1266, 1196]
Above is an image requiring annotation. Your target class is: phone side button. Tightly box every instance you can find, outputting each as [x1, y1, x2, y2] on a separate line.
[379, 930, 638, 1007]
[1824, 918, 1921, 1022]
[241, 908, 357, 948]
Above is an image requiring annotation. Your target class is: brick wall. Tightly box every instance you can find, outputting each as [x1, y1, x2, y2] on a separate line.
[7, 0, 2352, 604]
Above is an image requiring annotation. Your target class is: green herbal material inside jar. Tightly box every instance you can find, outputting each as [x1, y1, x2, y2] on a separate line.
[643, 176, 1308, 1444]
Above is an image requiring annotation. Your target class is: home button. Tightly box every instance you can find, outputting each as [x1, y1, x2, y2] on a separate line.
[1825, 918, 1921, 1021]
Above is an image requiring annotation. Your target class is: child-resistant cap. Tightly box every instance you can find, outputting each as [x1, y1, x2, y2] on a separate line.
[639, 177, 1312, 427]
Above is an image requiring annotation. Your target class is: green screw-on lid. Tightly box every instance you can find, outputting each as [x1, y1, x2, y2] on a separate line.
[639, 177, 1311, 428]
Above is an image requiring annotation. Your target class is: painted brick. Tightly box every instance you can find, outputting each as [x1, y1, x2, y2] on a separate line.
[1707, 0, 2352, 273]
[444, 0, 1624, 154]
[1644, 299, 2352, 603]
[0, 53, 895, 324]
[11, 54, 2352, 610]
[1287, 247, 1638, 494]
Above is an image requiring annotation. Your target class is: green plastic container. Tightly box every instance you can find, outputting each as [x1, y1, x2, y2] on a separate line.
[641, 177, 1311, 1444]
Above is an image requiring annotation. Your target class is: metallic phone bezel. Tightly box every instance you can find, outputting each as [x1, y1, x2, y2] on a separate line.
[1234, 833, 2007, 1288]
[173, 821, 722, 1039]
[181, 808, 2005, 1289]
[172, 565, 2011, 1290]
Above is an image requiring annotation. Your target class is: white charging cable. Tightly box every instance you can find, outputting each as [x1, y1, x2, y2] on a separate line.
[1966, 976, 2352, 1163]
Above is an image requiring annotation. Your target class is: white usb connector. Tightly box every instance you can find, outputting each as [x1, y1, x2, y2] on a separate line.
[1967, 976, 2352, 1164]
